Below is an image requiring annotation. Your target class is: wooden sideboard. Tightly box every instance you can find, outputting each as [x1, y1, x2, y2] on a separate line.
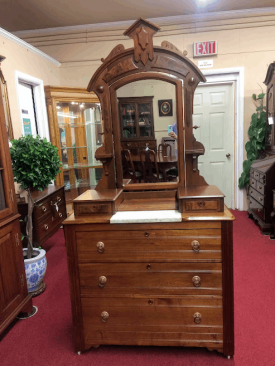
[18, 185, 67, 247]
[248, 156, 275, 234]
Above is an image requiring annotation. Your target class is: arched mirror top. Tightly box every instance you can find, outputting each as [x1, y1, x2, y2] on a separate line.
[87, 18, 207, 192]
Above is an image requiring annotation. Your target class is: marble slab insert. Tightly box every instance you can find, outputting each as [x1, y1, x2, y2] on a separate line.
[110, 210, 182, 224]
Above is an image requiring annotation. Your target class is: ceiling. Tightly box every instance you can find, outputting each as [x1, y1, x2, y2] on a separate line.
[1, 0, 275, 32]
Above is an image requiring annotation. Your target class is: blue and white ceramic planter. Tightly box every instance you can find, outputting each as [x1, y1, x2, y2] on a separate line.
[23, 249, 47, 293]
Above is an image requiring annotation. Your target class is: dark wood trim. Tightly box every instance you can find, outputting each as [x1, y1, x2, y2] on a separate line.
[221, 220, 234, 357]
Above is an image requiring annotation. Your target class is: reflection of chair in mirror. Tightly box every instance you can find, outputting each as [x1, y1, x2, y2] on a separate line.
[121, 149, 142, 183]
[158, 143, 177, 181]
[140, 149, 162, 183]
[158, 143, 172, 157]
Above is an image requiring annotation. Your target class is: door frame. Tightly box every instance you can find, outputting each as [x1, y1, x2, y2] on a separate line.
[15, 71, 50, 141]
[198, 67, 245, 210]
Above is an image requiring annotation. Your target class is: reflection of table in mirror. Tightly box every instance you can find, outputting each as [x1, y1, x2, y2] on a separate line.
[131, 154, 178, 182]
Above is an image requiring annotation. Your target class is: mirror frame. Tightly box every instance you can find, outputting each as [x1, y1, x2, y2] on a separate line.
[110, 73, 183, 189]
[87, 18, 206, 191]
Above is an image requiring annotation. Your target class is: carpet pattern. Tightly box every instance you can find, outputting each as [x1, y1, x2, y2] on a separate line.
[0, 210, 274, 365]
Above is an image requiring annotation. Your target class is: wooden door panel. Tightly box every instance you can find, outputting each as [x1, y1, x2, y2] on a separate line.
[0, 222, 25, 320]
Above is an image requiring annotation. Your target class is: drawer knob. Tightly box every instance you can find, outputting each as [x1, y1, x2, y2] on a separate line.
[191, 240, 200, 252]
[97, 242, 105, 253]
[44, 224, 49, 231]
[192, 275, 201, 287]
[144, 232, 149, 237]
[98, 276, 107, 288]
[251, 181, 254, 185]
[147, 264, 151, 270]
[101, 311, 109, 322]
[59, 212, 63, 218]
[258, 186, 262, 189]
[198, 201, 205, 207]
[42, 206, 47, 212]
[194, 312, 202, 324]
[148, 299, 153, 305]
[259, 197, 263, 202]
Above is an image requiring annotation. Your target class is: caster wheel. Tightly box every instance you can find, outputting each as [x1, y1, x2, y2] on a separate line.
[77, 352, 81, 355]
[227, 355, 231, 359]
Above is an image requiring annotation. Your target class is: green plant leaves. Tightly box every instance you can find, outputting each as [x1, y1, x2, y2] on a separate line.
[10, 135, 61, 192]
[238, 94, 266, 189]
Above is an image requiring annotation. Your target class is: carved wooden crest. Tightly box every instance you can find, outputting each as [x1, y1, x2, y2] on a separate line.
[124, 18, 160, 66]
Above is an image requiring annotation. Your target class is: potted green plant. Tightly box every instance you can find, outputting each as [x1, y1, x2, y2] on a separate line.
[238, 92, 266, 191]
[10, 135, 61, 295]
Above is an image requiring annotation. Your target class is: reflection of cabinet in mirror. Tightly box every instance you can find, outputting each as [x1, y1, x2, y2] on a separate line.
[45, 86, 104, 213]
[118, 96, 156, 154]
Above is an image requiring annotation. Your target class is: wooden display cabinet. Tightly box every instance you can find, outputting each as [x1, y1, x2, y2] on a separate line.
[119, 96, 156, 154]
[45, 86, 104, 213]
[63, 19, 234, 358]
[264, 62, 275, 155]
[0, 56, 32, 335]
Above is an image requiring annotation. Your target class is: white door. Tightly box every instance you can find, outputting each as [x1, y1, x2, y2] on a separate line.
[18, 81, 38, 137]
[193, 83, 234, 208]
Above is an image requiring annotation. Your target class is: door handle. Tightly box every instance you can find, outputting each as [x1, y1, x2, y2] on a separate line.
[226, 153, 231, 158]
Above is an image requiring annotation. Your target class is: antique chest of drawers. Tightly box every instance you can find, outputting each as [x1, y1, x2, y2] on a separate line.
[18, 185, 66, 247]
[248, 156, 275, 234]
[63, 208, 234, 357]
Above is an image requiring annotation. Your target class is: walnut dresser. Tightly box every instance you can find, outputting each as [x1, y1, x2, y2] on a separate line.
[18, 185, 66, 247]
[63, 18, 235, 359]
[248, 156, 275, 235]
[63, 189, 234, 358]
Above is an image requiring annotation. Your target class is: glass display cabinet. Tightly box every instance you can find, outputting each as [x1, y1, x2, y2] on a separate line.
[45, 86, 103, 212]
[119, 96, 156, 154]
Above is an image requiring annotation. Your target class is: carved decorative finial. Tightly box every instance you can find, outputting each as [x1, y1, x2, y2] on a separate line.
[124, 18, 160, 66]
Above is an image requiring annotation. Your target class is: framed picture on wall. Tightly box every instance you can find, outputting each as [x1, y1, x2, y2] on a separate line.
[158, 99, 173, 117]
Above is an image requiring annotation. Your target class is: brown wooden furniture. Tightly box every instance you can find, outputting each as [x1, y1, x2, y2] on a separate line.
[63, 18, 234, 358]
[18, 185, 67, 248]
[119, 96, 156, 154]
[264, 62, 275, 154]
[44, 86, 104, 213]
[248, 156, 275, 234]
[0, 57, 32, 335]
[121, 149, 142, 183]
[140, 149, 161, 182]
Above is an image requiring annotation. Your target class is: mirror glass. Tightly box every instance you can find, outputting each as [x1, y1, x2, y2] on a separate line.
[117, 79, 179, 184]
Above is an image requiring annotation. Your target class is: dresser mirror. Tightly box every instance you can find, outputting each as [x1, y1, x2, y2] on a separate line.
[115, 79, 179, 184]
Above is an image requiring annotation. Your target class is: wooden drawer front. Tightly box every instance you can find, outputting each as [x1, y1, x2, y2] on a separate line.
[250, 188, 264, 205]
[249, 197, 265, 222]
[35, 190, 65, 221]
[256, 181, 265, 195]
[82, 296, 223, 347]
[35, 204, 66, 242]
[259, 173, 266, 184]
[74, 202, 113, 216]
[182, 198, 223, 212]
[79, 262, 222, 296]
[250, 177, 256, 188]
[76, 229, 221, 262]
[253, 170, 260, 180]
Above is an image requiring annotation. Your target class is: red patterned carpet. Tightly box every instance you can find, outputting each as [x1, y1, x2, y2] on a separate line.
[1, 210, 275, 366]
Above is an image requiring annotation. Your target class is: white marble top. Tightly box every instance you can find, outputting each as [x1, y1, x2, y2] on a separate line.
[110, 210, 182, 224]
